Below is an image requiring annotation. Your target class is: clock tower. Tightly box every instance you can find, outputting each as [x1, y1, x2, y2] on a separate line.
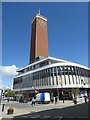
[30, 12, 48, 63]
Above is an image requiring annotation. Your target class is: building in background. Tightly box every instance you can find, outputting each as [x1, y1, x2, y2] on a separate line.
[13, 12, 90, 100]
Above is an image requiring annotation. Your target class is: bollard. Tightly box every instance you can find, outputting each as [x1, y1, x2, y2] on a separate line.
[2, 104, 5, 112]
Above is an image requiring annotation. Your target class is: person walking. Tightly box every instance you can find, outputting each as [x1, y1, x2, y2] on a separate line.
[73, 97, 77, 104]
[51, 97, 54, 103]
[84, 96, 87, 103]
[62, 95, 65, 103]
[31, 97, 35, 106]
[2, 104, 5, 112]
[55, 96, 57, 104]
[7, 98, 9, 102]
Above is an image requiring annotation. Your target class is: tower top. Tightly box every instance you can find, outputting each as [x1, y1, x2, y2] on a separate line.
[32, 11, 47, 23]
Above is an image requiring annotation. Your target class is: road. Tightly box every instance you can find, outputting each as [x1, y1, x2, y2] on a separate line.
[1, 100, 89, 120]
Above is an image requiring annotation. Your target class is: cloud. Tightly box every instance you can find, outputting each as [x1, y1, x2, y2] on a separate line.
[0, 79, 2, 88]
[0, 65, 18, 77]
[0, 79, 13, 90]
[0, 80, 2, 83]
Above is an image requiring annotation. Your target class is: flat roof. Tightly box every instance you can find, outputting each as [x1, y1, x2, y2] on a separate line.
[14, 62, 89, 78]
[16, 56, 89, 77]
[32, 14, 47, 24]
[17, 56, 69, 72]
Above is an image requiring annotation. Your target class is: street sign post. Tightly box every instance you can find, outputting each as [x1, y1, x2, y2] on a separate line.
[0, 89, 2, 104]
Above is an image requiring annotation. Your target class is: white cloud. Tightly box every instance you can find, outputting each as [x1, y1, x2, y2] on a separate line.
[0, 80, 2, 83]
[0, 79, 2, 88]
[0, 65, 18, 77]
[2, 85, 13, 90]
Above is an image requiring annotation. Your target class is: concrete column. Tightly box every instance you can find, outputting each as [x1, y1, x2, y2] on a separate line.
[52, 67, 54, 85]
[67, 66, 70, 85]
[70, 66, 74, 84]
[59, 67, 62, 86]
[56, 67, 58, 85]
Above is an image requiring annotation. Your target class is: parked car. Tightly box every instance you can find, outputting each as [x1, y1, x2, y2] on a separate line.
[3, 97, 9, 101]
[19, 96, 28, 103]
[23, 98, 28, 103]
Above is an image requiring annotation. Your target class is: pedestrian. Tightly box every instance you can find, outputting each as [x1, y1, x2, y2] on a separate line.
[62, 95, 65, 103]
[55, 96, 57, 104]
[84, 96, 87, 103]
[73, 97, 77, 104]
[51, 97, 54, 103]
[28, 97, 30, 101]
[31, 97, 35, 106]
[33, 98, 35, 105]
[7, 98, 9, 102]
[2, 104, 5, 112]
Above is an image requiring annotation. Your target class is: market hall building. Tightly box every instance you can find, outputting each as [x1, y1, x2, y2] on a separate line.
[13, 12, 90, 100]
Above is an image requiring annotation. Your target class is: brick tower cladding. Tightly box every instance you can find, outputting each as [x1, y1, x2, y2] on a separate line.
[30, 13, 48, 63]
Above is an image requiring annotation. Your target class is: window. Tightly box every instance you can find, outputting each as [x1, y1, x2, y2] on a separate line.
[14, 77, 22, 84]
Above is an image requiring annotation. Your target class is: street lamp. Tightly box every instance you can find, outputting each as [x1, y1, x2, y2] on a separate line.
[32, 86, 35, 98]
[0, 89, 2, 104]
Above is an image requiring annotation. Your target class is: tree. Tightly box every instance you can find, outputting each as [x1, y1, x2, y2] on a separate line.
[5, 91, 15, 97]
[71, 88, 80, 99]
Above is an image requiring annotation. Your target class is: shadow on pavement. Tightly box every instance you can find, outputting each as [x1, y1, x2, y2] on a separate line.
[2, 102, 89, 120]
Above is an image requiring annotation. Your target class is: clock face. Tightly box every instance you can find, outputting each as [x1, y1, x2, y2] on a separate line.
[39, 20, 46, 26]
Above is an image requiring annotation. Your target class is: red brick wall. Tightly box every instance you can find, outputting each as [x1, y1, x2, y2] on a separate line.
[30, 17, 48, 63]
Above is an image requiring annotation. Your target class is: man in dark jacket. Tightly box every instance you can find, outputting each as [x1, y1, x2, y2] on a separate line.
[55, 96, 57, 104]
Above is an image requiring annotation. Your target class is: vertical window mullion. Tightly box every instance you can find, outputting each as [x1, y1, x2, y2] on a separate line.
[63, 66, 66, 85]
[70, 66, 74, 84]
[56, 67, 58, 85]
[76, 67, 80, 84]
[67, 66, 71, 84]
[74, 66, 78, 84]
[52, 67, 54, 85]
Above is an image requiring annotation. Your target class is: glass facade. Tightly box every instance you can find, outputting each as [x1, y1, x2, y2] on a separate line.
[13, 64, 90, 90]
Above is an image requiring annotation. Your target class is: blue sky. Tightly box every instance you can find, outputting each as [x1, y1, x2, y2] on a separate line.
[1, 2, 88, 88]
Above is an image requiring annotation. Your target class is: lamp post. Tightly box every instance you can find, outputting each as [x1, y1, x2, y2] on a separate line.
[32, 86, 36, 98]
[0, 89, 2, 104]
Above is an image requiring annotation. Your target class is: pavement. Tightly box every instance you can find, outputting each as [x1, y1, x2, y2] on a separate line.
[0, 98, 89, 119]
[0, 107, 2, 120]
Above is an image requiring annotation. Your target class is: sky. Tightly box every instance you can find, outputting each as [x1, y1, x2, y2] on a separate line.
[0, 2, 88, 89]
[2, 0, 90, 2]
